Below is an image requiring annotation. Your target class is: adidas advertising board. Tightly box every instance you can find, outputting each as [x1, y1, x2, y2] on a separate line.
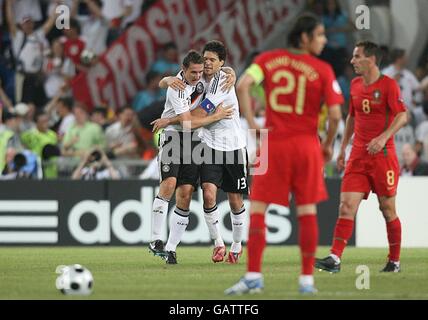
[0, 180, 346, 246]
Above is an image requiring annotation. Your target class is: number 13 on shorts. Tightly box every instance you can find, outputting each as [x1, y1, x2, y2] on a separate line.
[237, 177, 247, 190]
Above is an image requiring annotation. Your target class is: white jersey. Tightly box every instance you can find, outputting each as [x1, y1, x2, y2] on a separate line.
[199, 71, 246, 151]
[161, 71, 206, 132]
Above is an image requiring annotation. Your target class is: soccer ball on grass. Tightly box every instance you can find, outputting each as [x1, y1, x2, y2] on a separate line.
[55, 264, 94, 295]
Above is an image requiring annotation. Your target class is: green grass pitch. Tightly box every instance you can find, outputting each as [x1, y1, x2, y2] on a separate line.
[0, 246, 427, 300]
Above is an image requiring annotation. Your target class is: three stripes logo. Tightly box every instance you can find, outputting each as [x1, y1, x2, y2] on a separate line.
[0, 201, 59, 244]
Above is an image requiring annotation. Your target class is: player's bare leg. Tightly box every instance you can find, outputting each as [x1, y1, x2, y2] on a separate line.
[149, 177, 176, 258]
[316, 192, 364, 273]
[224, 201, 266, 295]
[202, 182, 226, 262]
[226, 192, 246, 263]
[164, 184, 193, 264]
[378, 195, 401, 272]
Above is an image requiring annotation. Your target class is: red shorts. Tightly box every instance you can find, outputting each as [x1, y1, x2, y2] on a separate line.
[250, 135, 328, 207]
[341, 150, 399, 199]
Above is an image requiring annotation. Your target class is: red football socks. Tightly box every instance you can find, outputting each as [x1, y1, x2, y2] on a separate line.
[247, 213, 266, 273]
[386, 218, 401, 262]
[331, 218, 354, 258]
[298, 215, 318, 275]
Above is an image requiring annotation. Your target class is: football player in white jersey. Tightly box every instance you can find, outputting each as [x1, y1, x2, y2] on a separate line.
[148, 50, 233, 264]
[153, 41, 248, 264]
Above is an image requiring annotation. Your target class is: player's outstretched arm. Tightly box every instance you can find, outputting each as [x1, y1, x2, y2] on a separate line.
[159, 76, 186, 90]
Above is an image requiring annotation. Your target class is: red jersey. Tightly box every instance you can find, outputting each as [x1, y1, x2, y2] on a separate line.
[349, 75, 406, 156]
[252, 49, 344, 138]
[63, 38, 85, 66]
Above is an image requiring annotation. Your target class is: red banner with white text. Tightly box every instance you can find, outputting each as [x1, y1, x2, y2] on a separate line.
[71, 0, 304, 110]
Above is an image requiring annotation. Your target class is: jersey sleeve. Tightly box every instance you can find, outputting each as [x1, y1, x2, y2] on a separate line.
[167, 88, 189, 115]
[322, 64, 344, 107]
[387, 79, 407, 115]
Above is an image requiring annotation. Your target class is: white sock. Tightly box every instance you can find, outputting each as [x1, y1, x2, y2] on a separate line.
[329, 253, 341, 263]
[230, 206, 246, 252]
[245, 272, 262, 280]
[151, 196, 169, 241]
[299, 275, 314, 286]
[165, 207, 189, 252]
[204, 204, 224, 247]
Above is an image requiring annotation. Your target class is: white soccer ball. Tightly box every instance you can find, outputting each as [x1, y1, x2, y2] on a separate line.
[56, 264, 94, 296]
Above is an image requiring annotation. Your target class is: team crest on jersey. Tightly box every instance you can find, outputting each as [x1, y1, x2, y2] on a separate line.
[196, 81, 205, 94]
[373, 90, 381, 101]
[162, 164, 170, 173]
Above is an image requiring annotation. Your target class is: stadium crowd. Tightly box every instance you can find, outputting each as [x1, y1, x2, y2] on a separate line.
[1, 0, 428, 180]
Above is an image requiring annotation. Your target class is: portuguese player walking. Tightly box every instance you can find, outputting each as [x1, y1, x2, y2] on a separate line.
[315, 41, 408, 274]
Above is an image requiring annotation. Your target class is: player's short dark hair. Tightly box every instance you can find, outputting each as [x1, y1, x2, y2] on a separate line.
[202, 40, 227, 63]
[355, 41, 383, 66]
[287, 13, 321, 48]
[182, 50, 204, 68]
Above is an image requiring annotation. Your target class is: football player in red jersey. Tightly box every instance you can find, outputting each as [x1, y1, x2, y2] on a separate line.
[225, 13, 344, 295]
[315, 41, 408, 274]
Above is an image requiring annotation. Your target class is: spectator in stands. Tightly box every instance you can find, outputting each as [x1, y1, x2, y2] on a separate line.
[43, 37, 75, 99]
[14, 101, 35, 132]
[72, 148, 119, 180]
[400, 143, 428, 176]
[0, 148, 38, 179]
[91, 106, 110, 131]
[320, 0, 354, 76]
[5, 0, 58, 108]
[0, 110, 24, 171]
[415, 100, 428, 161]
[382, 49, 422, 111]
[62, 103, 105, 157]
[150, 42, 180, 76]
[395, 110, 416, 165]
[105, 106, 138, 159]
[21, 111, 58, 178]
[0, 78, 14, 111]
[120, 0, 143, 29]
[101, 0, 136, 45]
[55, 97, 76, 141]
[62, 18, 87, 72]
[132, 71, 164, 112]
[71, 0, 109, 56]
[21, 111, 58, 158]
[10, 0, 42, 25]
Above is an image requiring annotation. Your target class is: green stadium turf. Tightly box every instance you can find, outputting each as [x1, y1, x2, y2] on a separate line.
[0, 246, 426, 300]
